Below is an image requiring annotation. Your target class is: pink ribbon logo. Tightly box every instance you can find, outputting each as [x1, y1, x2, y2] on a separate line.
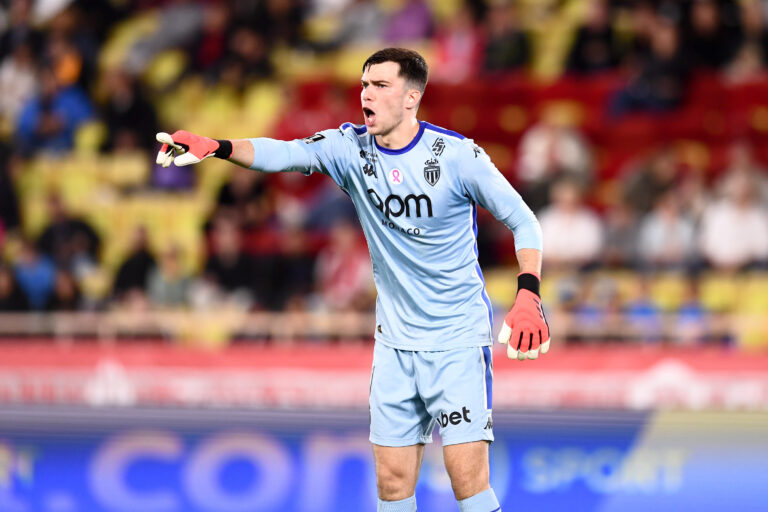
[390, 168, 402, 184]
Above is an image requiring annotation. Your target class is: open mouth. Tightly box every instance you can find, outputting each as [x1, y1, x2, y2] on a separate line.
[363, 107, 376, 126]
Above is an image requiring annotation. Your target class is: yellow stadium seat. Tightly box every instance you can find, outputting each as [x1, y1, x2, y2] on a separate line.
[426, 0, 461, 23]
[142, 50, 187, 91]
[98, 12, 159, 71]
[484, 269, 518, 306]
[79, 267, 112, 301]
[741, 274, 768, 313]
[242, 81, 285, 135]
[103, 152, 150, 188]
[650, 273, 687, 312]
[74, 121, 107, 154]
[700, 273, 738, 312]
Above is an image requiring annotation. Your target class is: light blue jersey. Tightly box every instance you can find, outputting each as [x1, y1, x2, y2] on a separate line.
[248, 121, 542, 351]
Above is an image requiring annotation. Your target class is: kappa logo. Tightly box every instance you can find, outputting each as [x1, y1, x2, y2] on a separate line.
[472, 144, 482, 158]
[302, 133, 325, 144]
[424, 158, 440, 186]
[484, 417, 493, 430]
[431, 138, 445, 156]
[363, 163, 376, 178]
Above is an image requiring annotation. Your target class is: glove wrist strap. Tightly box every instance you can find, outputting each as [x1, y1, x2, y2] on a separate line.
[213, 139, 233, 159]
[517, 272, 540, 297]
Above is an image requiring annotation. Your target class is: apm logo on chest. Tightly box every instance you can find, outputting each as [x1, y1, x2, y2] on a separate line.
[366, 189, 433, 219]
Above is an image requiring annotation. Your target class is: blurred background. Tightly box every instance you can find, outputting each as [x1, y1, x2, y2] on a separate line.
[0, 0, 767, 510]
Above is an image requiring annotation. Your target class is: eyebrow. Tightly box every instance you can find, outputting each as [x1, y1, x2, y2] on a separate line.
[361, 79, 390, 86]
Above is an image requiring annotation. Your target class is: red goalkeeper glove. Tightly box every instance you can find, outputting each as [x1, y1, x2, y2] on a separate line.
[497, 272, 550, 361]
[155, 130, 232, 167]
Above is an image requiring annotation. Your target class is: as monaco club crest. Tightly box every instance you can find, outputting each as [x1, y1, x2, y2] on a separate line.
[424, 158, 440, 186]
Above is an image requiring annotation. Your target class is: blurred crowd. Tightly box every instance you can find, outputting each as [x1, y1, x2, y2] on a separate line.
[0, 0, 767, 346]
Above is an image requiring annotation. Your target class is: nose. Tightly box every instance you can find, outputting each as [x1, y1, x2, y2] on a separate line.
[362, 87, 373, 104]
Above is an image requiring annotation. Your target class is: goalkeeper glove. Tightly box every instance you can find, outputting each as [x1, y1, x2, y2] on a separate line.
[498, 272, 550, 361]
[156, 130, 233, 167]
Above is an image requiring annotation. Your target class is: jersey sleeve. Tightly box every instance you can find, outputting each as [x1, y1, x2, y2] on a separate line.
[247, 127, 352, 190]
[458, 140, 543, 251]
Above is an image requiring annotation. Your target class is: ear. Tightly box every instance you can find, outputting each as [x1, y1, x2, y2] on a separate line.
[405, 88, 422, 110]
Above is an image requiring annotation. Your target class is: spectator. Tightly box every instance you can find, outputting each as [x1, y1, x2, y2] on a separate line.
[431, 4, 482, 83]
[636, 191, 697, 270]
[112, 226, 155, 301]
[675, 170, 710, 223]
[566, 0, 621, 74]
[0, 263, 29, 311]
[699, 168, 768, 270]
[602, 203, 639, 269]
[100, 68, 158, 153]
[46, 5, 100, 90]
[123, 2, 205, 74]
[683, 0, 739, 70]
[0, 39, 38, 126]
[0, 145, 21, 233]
[674, 278, 710, 345]
[516, 105, 593, 212]
[624, 278, 663, 343]
[249, 0, 306, 48]
[270, 226, 316, 310]
[212, 167, 270, 230]
[45, 268, 82, 311]
[482, 2, 529, 73]
[610, 15, 689, 115]
[46, 32, 86, 90]
[717, 140, 768, 203]
[15, 66, 93, 156]
[314, 219, 373, 311]
[538, 177, 604, 270]
[13, 238, 56, 310]
[36, 192, 100, 276]
[147, 245, 192, 308]
[186, 3, 232, 77]
[0, 0, 43, 60]
[726, 0, 768, 82]
[201, 215, 255, 308]
[384, 0, 434, 43]
[216, 25, 274, 88]
[312, 0, 385, 51]
[623, 0, 657, 66]
[622, 146, 680, 214]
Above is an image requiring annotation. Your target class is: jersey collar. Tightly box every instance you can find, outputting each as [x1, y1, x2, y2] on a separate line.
[374, 121, 426, 155]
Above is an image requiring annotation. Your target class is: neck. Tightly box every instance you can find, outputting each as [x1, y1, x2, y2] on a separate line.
[375, 117, 420, 150]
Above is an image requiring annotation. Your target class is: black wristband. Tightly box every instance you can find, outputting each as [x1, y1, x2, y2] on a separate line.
[213, 139, 233, 159]
[517, 273, 540, 297]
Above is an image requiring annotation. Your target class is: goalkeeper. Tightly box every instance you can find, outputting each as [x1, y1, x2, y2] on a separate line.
[157, 48, 549, 512]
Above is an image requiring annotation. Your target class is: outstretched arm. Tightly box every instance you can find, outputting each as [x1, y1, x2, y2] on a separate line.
[155, 130, 345, 187]
[157, 130, 311, 171]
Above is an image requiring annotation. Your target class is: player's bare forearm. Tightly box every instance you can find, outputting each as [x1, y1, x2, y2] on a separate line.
[227, 139, 256, 168]
[516, 248, 542, 276]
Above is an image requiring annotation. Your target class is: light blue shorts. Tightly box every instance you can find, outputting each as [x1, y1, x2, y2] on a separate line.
[369, 342, 494, 447]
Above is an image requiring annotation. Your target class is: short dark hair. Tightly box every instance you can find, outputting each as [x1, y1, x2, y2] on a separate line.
[363, 48, 428, 93]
